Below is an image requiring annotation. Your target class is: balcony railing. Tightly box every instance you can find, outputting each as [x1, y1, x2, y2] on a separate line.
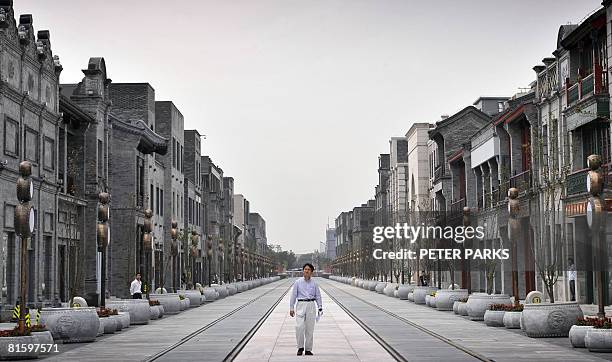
[566, 68, 608, 107]
[510, 169, 532, 191]
[450, 198, 466, 213]
[434, 166, 445, 180]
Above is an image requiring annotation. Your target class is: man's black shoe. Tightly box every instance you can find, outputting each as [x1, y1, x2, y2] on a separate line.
[305, 351, 313, 355]
[297, 348, 304, 356]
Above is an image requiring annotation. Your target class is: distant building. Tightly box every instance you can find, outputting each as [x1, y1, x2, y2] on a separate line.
[325, 227, 336, 259]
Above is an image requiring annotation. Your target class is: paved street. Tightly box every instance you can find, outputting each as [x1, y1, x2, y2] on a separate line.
[30, 277, 612, 362]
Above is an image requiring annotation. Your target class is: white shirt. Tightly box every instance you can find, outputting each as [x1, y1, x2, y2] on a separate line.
[130, 279, 142, 295]
[568, 264, 577, 281]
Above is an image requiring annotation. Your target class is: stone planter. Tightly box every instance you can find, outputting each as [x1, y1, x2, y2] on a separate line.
[356, 279, 363, 288]
[503, 311, 522, 329]
[375, 282, 386, 294]
[407, 292, 414, 302]
[0, 334, 43, 359]
[40, 307, 99, 343]
[436, 289, 468, 311]
[458, 302, 468, 316]
[466, 294, 511, 321]
[570, 325, 593, 348]
[203, 287, 218, 302]
[214, 285, 228, 299]
[425, 295, 431, 306]
[105, 299, 151, 324]
[397, 284, 415, 300]
[111, 315, 123, 331]
[149, 293, 181, 315]
[99, 316, 117, 334]
[32, 331, 53, 355]
[156, 305, 165, 318]
[368, 281, 377, 291]
[150, 306, 160, 320]
[522, 302, 583, 337]
[586, 328, 612, 352]
[453, 301, 460, 314]
[484, 310, 506, 327]
[227, 284, 238, 295]
[383, 283, 396, 297]
[413, 287, 438, 305]
[180, 290, 204, 306]
[117, 312, 131, 328]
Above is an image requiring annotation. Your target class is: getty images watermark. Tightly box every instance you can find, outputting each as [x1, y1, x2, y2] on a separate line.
[371, 224, 509, 260]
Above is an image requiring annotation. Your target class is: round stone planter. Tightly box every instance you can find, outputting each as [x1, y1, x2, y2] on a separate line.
[375, 282, 386, 294]
[156, 305, 165, 318]
[356, 279, 363, 288]
[180, 290, 203, 306]
[503, 311, 522, 329]
[203, 287, 218, 302]
[111, 315, 123, 331]
[585, 328, 612, 352]
[457, 302, 468, 316]
[413, 287, 438, 305]
[570, 325, 593, 348]
[150, 306, 160, 320]
[32, 331, 53, 355]
[484, 310, 506, 327]
[453, 301, 460, 314]
[436, 289, 468, 311]
[368, 281, 377, 291]
[0, 334, 42, 359]
[227, 284, 238, 295]
[99, 316, 117, 334]
[149, 293, 181, 315]
[383, 284, 396, 297]
[117, 312, 131, 328]
[214, 285, 229, 299]
[466, 294, 511, 321]
[397, 284, 415, 300]
[351, 277, 356, 286]
[425, 295, 432, 306]
[40, 307, 99, 343]
[407, 292, 414, 302]
[522, 302, 583, 337]
[105, 299, 151, 325]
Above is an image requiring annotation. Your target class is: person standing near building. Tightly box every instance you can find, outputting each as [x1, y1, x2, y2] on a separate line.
[130, 272, 142, 299]
[568, 258, 576, 301]
[289, 263, 322, 356]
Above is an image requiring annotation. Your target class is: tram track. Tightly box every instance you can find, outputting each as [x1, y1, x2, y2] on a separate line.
[320, 280, 492, 362]
[144, 278, 293, 362]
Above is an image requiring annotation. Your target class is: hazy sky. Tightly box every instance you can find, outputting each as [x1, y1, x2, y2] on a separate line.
[17, 0, 601, 254]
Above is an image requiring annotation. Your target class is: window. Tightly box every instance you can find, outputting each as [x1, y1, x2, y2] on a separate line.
[4, 204, 15, 228]
[172, 191, 175, 217]
[43, 137, 54, 170]
[44, 212, 53, 233]
[25, 128, 38, 163]
[136, 157, 145, 207]
[180, 145, 184, 172]
[150, 184, 154, 211]
[3, 117, 18, 156]
[156, 186, 160, 215]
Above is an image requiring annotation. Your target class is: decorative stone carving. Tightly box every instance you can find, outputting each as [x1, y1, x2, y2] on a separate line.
[39, 307, 99, 343]
[71, 296, 87, 307]
[0, 335, 42, 359]
[521, 302, 583, 337]
[525, 290, 544, 304]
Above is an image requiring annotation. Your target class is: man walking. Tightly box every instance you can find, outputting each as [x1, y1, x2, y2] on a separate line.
[130, 272, 142, 299]
[289, 263, 322, 356]
[568, 258, 576, 301]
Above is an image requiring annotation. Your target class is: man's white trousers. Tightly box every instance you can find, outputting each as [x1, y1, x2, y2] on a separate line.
[295, 300, 316, 351]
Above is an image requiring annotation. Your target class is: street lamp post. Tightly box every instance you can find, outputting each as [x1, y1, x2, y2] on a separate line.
[97, 191, 110, 307]
[15, 161, 34, 335]
[586, 154, 606, 318]
[206, 235, 213, 286]
[508, 187, 521, 306]
[143, 209, 153, 298]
